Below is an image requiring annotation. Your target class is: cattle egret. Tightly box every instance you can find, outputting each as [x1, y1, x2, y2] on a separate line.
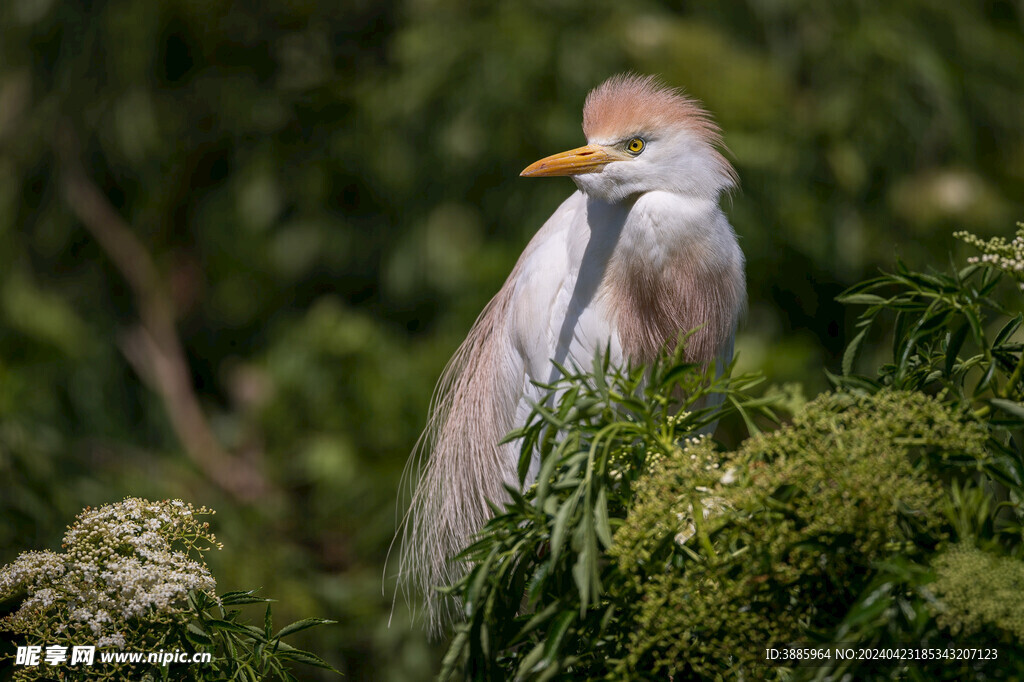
[399, 74, 745, 631]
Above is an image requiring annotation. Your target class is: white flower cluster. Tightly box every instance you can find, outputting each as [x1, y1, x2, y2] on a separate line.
[956, 224, 1024, 291]
[0, 498, 219, 648]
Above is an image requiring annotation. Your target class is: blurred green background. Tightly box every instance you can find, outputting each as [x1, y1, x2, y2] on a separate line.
[1, 0, 1022, 678]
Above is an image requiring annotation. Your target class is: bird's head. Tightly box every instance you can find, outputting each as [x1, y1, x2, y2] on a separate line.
[521, 74, 736, 203]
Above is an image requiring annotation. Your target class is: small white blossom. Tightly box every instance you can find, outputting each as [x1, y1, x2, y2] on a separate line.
[97, 632, 127, 648]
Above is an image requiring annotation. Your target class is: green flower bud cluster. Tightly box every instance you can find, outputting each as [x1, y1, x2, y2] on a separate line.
[610, 390, 986, 678]
[931, 545, 1024, 641]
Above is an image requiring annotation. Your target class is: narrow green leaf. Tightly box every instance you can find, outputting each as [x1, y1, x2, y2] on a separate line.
[275, 648, 340, 672]
[275, 618, 337, 640]
[662, 363, 699, 388]
[186, 621, 208, 637]
[594, 487, 613, 548]
[516, 641, 547, 676]
[530, 400, 566, 429]
[994, 314, 1023, 347]
[220, 590, 271, 606]
[957, 263, 981, 282]
[549, 497, 575, 565]
[572, 553, 590, 613]
[592, 346, 607, 393]
[543, 611, 575, 662]
[842, 326, 869, 376]
[729, 395, 760, 437]
[964, 307, 986, 346]
[991, 399, 1024, 420]
[892, 311, 908, 362]
[837, 293, 889, 305]
[945, 321, 969, 376]
[525, 561, 552, 605]
[205, 618, 267, 642]
[979, 268, 1003, 295]
[976, 361, 997, 394]
[465, 552, 495, 613]
[517, 440, 533, 488]
[184, 622, 212, 646]
[896, 332, 919, 383]
[440, 629, 469, 681]
[837, 276, 889, 298]
[916, 308, 951, 332]
[534, 445, 562, 505]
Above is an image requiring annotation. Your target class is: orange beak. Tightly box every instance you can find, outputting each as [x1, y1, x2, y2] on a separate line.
[520, 144, 624, 177]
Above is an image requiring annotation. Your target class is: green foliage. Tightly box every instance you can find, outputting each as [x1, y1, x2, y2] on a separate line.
[820, 226, 1024, 678]
[443, 230, 1024, 680]
[931, 545, 1024, 641]
[440, 342, 775, 680]
[0, 499, 337, 681]
[614, 390, 978, 679]
[838, 236, 1024, 416]
[185, 590, 338, 682]
[837, 226, 1024, 519]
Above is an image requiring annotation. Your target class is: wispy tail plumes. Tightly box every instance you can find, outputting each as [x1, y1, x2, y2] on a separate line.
[393, 290, 522, 635]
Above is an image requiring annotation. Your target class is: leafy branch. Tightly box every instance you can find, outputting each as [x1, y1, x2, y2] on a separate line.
[185, 589, 339, 681]
[441, 339, 774, 680]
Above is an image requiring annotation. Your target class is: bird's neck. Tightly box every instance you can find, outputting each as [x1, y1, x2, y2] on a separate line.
[591, 192, 745, 365]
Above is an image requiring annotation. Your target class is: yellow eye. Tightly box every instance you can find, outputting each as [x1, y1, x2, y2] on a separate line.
[627, 138, 645, 154]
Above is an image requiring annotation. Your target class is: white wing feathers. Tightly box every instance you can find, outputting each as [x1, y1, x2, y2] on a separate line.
[397, 194, 591, 632]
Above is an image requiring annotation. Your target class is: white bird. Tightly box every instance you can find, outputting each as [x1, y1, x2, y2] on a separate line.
[398, 74, 745, 632]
